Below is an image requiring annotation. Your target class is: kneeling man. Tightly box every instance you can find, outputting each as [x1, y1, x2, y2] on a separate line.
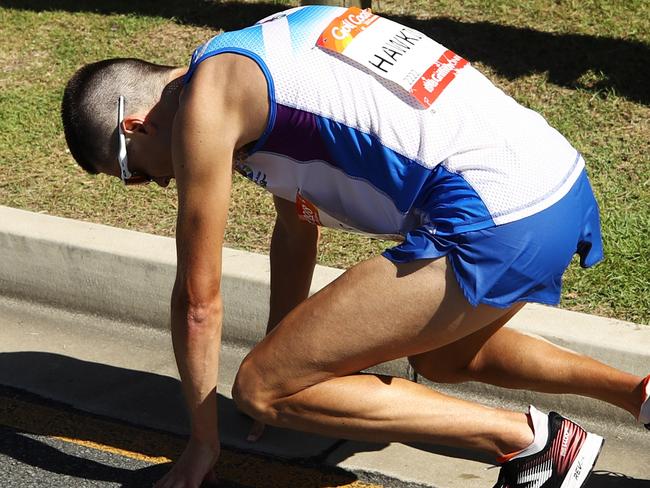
[61, 6, 650, 488]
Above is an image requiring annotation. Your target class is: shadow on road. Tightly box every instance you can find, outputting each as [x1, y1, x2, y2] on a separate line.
[0, 424, 257, 487]
[0, 352, 648, 486]
[587, 471, 650, 487]
[3, 0, 649, 105]
[0, 351, 648, 486]
[0, 426, 172, 487]
[0, 352, 366, 487]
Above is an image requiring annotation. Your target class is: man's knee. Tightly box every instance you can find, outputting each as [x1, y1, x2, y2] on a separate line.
[232, 355, 278, 423]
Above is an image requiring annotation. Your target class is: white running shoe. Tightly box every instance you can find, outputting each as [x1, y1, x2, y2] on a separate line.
[493, 411, 604, 488]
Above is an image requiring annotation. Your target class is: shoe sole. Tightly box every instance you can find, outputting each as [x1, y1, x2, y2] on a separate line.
[559, 432, 604, 488]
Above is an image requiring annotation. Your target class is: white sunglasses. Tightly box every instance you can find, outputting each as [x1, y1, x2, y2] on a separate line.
[117, 96, 151, 185]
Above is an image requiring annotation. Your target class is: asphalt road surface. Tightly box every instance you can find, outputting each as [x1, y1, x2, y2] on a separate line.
[0, 386, 395, 488]
[1, 296, 648, 488]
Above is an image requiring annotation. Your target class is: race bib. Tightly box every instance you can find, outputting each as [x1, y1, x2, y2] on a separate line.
[317, 8, 468, 108]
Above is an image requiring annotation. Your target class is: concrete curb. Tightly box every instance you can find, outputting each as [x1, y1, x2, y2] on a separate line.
[1, 205, 649, 419]
[0, 205, 343, 345]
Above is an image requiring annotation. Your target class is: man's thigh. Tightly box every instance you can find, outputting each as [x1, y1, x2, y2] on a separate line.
[245, 254, 518, 397]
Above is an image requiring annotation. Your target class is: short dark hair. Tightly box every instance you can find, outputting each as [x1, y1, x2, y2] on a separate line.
[61, 58, 174, 174]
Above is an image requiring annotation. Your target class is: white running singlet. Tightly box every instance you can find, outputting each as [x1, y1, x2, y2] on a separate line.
[185, 6, 584, 239]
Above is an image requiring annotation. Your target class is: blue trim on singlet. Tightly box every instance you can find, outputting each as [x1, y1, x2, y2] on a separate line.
[312, 114, 494, 231]
[313, 115, 431, 213]
[184, 39, 277, 153]
[284, 5, 340, 52]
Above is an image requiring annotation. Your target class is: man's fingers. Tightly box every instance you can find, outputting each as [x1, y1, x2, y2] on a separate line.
[152, 470, 171, 488]
[204, 468, 219, 486]
[152, 475, 170, 488]
[247, 420, 266, 442]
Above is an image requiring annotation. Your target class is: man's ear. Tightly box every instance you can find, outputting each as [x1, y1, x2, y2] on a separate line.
[122, 114, 154, 135]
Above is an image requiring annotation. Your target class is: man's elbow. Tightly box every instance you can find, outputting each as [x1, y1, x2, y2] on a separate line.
[171, 285, 224, 328]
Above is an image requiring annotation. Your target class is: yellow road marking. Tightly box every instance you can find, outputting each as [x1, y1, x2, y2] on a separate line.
[0, 390, 384, 487]
[51, 435, 172, 464]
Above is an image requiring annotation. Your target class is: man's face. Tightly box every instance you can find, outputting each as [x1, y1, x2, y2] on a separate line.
[109, 111, 175, 188]
[102, 139, 174, 188]
[110, 71, 187, 188]
[129, 140, 174, 188]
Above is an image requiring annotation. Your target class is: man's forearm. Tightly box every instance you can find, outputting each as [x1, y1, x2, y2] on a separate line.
[171, 293, 223, 447]
[267, 221, 319, 332]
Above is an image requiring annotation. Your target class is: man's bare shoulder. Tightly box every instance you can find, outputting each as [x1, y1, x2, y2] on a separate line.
[178, 53, 270, 149]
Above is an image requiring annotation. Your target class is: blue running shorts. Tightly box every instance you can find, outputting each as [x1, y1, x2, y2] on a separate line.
[383, 169, 603, 308]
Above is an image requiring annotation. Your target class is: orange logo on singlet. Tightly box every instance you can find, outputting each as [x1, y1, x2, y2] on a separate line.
[296, 192, 322, 226]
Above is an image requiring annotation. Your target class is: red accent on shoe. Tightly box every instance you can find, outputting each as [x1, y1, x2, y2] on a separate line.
[496, 448, 525, 465]
[553, 419, 587, 475]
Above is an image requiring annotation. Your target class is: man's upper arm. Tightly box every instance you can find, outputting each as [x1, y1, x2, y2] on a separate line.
[172, 55, 268, 305]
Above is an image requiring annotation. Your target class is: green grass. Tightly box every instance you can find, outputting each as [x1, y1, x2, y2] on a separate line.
[0, 0, 648, 324]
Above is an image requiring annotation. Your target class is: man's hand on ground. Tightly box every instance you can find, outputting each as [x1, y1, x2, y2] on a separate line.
[247, 419, 266, 442]
[154, 437, 220, 488]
